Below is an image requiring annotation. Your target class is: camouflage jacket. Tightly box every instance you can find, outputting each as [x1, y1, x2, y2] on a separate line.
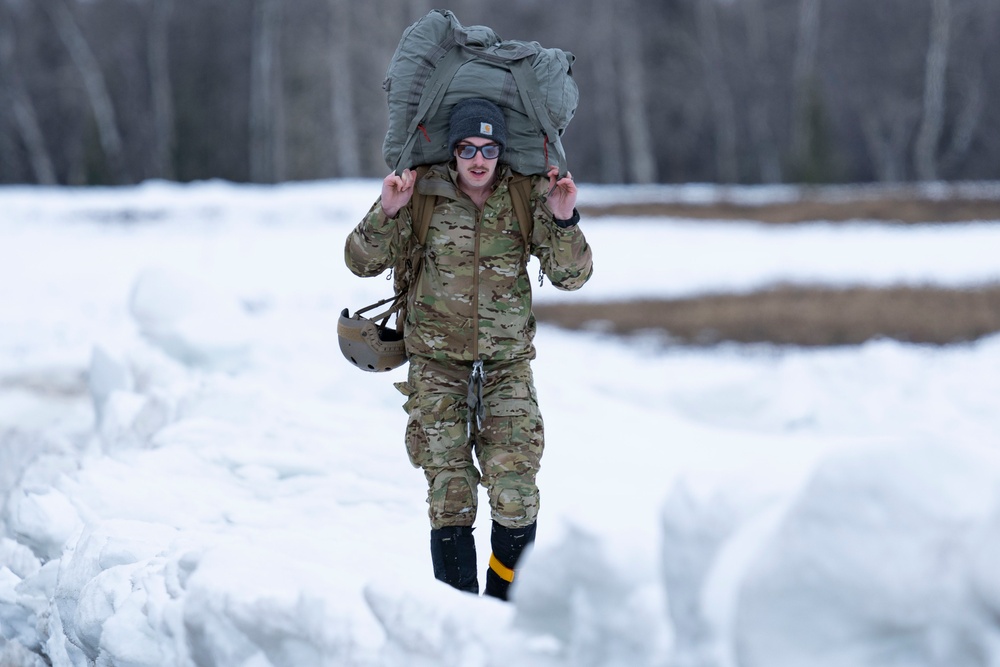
[345, 163, 593, 363]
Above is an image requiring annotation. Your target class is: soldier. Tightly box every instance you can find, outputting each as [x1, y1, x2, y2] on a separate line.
[345, 98, 593, 600]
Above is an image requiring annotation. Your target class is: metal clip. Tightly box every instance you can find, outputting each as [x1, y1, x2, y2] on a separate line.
[466, 360, 486, 437]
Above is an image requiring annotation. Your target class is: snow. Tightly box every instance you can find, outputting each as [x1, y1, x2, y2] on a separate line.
[1, 178, 1000, 666]
[578, 218, 1000, 299]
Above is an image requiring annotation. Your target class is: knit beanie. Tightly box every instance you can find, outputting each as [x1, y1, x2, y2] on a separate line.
[448, 98, 507, 155]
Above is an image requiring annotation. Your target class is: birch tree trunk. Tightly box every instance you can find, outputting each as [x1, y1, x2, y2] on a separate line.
[249, 0, 286, 183]
[38, 0, 127, 183]
[939, 0, 992, 172]
[147, 0, 175, 180]
[941, 67, 983, 171]
[616, 0, 658, 184]
[790, 0, 821, 173]
[592, 0, 625, 182]
[696, 0, 739, 182]
[741, 0, 782, 183]
[913, 0, 951, 181]
[861, 113, 911, 182]
[0, 4, 57, 184]
[329, 0, 361, 177]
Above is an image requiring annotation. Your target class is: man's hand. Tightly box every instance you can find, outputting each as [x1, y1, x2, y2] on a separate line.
[546, 165, 577, 221]
[381, 169, 417, 218]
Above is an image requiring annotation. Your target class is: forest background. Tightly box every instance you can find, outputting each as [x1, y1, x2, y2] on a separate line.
[2, 0, 998, 187]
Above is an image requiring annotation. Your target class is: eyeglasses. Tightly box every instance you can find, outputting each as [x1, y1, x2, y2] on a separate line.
[455, 143, 501, 160]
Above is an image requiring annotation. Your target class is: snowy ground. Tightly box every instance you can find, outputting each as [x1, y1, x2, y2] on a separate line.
[2, 179, 1000, 667]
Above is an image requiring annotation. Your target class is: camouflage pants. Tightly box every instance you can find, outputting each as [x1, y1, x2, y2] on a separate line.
[395, 357, 544, 530]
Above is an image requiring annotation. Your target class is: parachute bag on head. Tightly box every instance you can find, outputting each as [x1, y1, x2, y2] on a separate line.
[340, 10, 574, 373]
[382, 9, 578, 176]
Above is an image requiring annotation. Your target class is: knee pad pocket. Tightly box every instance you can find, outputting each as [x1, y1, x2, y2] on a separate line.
[490, 485, 539, 526]
[430, 473, 479, 528]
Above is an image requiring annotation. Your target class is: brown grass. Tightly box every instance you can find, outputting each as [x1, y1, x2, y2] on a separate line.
[544, 189, 1000, 346]
[533, 285, 1000, 347]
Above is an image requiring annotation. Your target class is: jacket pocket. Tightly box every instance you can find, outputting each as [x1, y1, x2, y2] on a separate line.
[394, 380, 416, 413]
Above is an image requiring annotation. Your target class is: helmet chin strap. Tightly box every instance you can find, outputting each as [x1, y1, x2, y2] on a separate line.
[337, 307, 407, 373]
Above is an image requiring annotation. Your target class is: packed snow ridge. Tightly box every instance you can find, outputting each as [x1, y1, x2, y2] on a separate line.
[2, 180, 1000, 666]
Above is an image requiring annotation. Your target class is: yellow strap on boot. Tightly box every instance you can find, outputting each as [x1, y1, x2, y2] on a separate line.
[489, 553, 515, 583]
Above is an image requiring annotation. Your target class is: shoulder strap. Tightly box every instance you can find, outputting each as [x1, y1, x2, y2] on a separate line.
[354, 167, 439, 334]
[509, 174, 534, 249]
[409, 166, 435, 245]
[508, 60, 568, 175]
[365, 166, 434, 334]
[412, 168, 533, 249]
[394, 46, 475, 174]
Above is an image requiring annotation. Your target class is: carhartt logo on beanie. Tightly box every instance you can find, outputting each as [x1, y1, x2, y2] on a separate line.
[448, 98, 507, 155]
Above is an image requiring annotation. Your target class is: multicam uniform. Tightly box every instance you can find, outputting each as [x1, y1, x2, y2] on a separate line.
[345, 162, 592, 531]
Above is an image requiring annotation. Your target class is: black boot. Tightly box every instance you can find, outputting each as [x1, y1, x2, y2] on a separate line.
[484, 521, 536, 601]
[430, 526, 479, 594]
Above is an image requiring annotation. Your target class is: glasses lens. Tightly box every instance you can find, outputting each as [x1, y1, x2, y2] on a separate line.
[457, 144, 500, 159]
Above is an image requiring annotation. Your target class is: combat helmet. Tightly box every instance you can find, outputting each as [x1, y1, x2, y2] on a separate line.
[337, 303, 407, 372]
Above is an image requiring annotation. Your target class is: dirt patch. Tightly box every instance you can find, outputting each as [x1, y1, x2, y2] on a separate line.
[533, 285, 1000, 347]
[563, 189, 1000, 346]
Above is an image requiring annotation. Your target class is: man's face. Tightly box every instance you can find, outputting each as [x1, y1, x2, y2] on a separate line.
[454, 136, 501, 190]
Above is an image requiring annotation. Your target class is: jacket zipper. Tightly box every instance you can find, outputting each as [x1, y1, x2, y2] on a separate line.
[472, 204, 482, 362]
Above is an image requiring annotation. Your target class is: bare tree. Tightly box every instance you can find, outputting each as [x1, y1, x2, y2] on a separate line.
[329, 0, 361, 177]
[591, 0, 625, 182]
[616, 0, 658, 184]
[914, 0, 952, 181]
[0, 2, 57, 184]
[648, 15, 714, 183]
[940, 0, 994, 175]
[250, 0, 286, 182]
[789, 0, 821, 176]
[741, 0, 783, 183]
[38, 0, 126, 183]
[3, 0, 1000, 186]
[861, 105, 919, 182]
[940, 66, 983, 173]
[146, 0, 175, 180]
[695, 0, 739, 182]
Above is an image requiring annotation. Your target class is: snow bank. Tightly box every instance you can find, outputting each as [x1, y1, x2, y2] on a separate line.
[129, 268, 255, 373]
[3, 181, 1000, 666]
[733, 441, 1000, 667]
[7, 327, 1000, 666]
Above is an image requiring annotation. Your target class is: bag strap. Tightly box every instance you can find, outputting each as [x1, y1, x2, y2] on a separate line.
[393, 25, 555, 175]
[394, 46, 476, 174]
[409, 166, 435, 245]
[507, 60, 568, 175]
[415, 167, 532, 249]
[357, 169, 534, 328]
[352, 166, 434, 328]
[508, 173, 534, 252]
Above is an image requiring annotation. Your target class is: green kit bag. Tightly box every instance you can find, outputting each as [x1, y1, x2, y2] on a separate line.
[382, 9, 578, 176]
